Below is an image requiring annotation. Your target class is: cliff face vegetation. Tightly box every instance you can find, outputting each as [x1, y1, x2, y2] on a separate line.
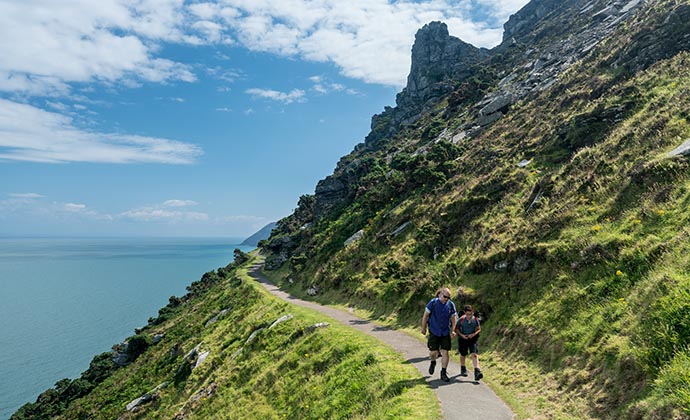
[262, 0, 690, 418]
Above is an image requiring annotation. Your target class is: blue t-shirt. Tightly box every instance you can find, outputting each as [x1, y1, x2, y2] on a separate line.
[425, 298, 457, 336]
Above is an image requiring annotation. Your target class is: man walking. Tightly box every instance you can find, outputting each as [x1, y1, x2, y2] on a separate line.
[421, 287, 457, 382]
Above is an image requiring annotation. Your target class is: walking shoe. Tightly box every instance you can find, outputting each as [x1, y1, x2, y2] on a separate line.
[440, 368, 450, 382]
[460, 366, 468, 377]
[428, 360, 436, 375]
[474, 368, 483, 381]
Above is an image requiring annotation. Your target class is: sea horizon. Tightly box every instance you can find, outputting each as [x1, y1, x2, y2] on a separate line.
[0, 236, 255, 419]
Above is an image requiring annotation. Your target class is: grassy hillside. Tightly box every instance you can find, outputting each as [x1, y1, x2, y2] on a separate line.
[262, 1, 690, 419]
[12, 254, 438, 420]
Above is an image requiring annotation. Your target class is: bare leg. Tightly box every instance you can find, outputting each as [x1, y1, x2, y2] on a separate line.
[471, 353, 479, 369]
[440, 349, 450, 368]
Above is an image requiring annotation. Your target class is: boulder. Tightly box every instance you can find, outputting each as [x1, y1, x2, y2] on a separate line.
[194, 351, 210, 369]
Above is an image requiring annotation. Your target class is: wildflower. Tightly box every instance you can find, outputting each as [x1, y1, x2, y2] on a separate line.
[618, 298, 627, 305]
[604, 217, 611, 222]
[304, 353, 310, 358]
[633, 219, 642, 224]
[592, 225, 602, 231]
[616, 270, 623, 276]
[588, 207, 596, 212]
[657, 209, 666, 215]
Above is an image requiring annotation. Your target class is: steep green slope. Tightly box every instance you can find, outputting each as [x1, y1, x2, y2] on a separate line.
[11, 254, 437, 420]
[262, 1, 690, 419]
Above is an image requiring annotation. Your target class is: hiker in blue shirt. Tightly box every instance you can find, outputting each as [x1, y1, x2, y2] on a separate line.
[455, 304, 483, 380]
[421, 287, 457, 382]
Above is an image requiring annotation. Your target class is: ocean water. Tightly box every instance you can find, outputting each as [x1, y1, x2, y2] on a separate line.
[0, 237, 254, 420]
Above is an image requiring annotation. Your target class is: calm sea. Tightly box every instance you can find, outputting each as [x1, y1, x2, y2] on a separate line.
[0, 237, 254, 420]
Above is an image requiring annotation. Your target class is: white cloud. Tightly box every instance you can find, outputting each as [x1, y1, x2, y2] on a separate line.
[64, 203, 87, 211]
[0, 0, 528, 97]
[120, 207, 209, 222]
[0, 99, 203, 164]
[119, 199, 208, 222]
[246, 88, 306, 104]
[9, 192, 44, 198]
[163, 199, 198, 207]
[209, 0, 526, 86]
[309, 75, 350, 94]
[0, 0, 196, 95]
[0, 196, 113, 221]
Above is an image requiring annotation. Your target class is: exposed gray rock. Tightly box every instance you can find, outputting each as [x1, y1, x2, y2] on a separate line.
[152, 333, 164, 344]
[451, 131, 468, 144]
[476, 112, 503, 127]
[194, 351, 210, 369]
[307, 284, 319, 296]
[397, 22, 490, 112]
[390, 221, 411, 237]
[205, 308, 230, 327]
[667, 139, 690, 157]
[269, 314, 294, 329]
[305, 322, 330, 334]
[344, 229, 364, 246]
[184, 344, 201, 362]
[231, 348, 243, 360]
[479, 93, 514, 116]
[189, 383, 217, 404]
[314, 175, 347, 217]
[126, 382, 169, 412]
[494, 261, 509, 272]
[245, 328, 264, 345]
[517, 159, 532, 168]
[513, 256, 533, 273]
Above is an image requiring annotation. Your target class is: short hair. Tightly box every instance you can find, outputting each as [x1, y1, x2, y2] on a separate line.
[463, 305, 473, 312]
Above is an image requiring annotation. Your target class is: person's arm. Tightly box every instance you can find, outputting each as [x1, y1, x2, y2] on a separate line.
[421, 310, 430, 335]
[450, 313, 457, 337]
[470, 319, 481, 338]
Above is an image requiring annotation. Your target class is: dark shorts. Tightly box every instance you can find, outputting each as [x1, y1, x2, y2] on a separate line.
[427, 333, 451, 351]
[458, 337, 479, 356]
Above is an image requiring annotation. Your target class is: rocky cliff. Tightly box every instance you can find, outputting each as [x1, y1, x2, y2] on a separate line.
[262, 0, 690, 417]
[304, 0, 649, 225]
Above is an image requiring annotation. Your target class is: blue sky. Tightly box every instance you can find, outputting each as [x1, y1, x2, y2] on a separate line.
[0, 0, 529, 238]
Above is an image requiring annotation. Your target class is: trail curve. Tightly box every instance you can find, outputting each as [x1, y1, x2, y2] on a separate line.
[248, 263, 514, 420]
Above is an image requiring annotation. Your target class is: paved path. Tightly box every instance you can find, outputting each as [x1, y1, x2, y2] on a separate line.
[249, 264, 514, 420]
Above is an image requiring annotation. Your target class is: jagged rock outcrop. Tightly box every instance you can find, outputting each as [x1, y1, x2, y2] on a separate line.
[263, 0, 670, 275]
[395, 22, 490, 120]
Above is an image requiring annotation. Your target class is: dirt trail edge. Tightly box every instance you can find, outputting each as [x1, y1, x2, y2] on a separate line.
[249, 263, 514, 420]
